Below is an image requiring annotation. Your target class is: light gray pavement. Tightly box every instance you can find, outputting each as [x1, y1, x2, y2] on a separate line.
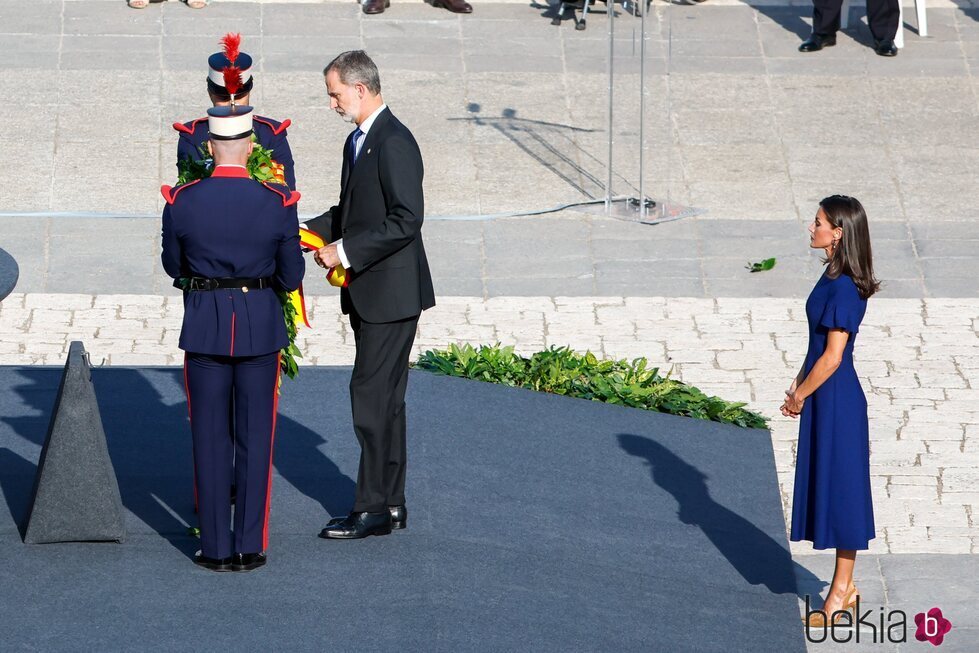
[1, 0, 979, 299]
[2, 0, 978, 645]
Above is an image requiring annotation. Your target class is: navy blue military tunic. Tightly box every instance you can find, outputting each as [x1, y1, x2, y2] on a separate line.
[161, 167, 303, 356]
[174, 115, 296, 190]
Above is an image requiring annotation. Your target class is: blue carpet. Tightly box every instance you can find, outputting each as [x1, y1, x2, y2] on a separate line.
[0, 366, 808, 652]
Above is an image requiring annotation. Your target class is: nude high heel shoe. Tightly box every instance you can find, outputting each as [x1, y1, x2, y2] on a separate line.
[803, 585, 858, 628]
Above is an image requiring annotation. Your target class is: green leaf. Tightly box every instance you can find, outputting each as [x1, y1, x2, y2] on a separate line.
[746, 257, 777, 273]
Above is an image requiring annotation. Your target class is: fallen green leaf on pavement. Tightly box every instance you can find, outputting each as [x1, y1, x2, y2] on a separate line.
[746, 258, 777, 273]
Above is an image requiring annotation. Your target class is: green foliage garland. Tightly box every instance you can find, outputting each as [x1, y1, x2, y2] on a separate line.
[176, 139, 285, 185]
[415, 344, 768, 429]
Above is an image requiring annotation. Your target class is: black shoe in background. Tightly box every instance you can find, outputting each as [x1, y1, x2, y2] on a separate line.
[874, 39, 898, 56]
[799, 33, 837, 52]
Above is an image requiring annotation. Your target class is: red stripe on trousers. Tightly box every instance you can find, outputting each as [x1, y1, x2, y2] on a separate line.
[183, 354, 199, 511]
[230, 312, 236, 356]
[262, 353, 282, 551]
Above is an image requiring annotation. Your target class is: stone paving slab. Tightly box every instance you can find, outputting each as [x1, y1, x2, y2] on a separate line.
[2, 292, 977, 556]
[2, 214, 977, 297]
[2, 0, 979, 227]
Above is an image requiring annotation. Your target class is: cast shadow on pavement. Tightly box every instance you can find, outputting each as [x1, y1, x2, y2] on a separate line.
[618, 433, 826, 599]
[0, 367, 354, 554]
[448, 105, 640, 199]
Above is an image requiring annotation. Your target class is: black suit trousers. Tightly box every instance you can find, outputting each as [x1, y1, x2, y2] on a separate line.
[813, 0, 899, 41]
[349, 308, 419, 513]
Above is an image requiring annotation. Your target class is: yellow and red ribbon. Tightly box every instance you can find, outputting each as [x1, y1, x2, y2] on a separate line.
[299, 226, 348, 289]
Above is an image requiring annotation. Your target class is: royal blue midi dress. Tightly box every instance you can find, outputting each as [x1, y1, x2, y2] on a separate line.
[790, 271, 875, 550]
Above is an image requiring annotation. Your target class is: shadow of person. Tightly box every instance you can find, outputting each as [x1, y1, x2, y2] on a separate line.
[618, 433, 825, 598]
[0, 367, 200, 556]
[273, 416, 356, 520]
[0, 447, 37, 539]
[447, 107, 610, 200]
[754, 5, 815, 41]
[0, 366, 355, 556]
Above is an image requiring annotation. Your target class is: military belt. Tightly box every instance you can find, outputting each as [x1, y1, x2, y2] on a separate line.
[185, 277, 273, 292]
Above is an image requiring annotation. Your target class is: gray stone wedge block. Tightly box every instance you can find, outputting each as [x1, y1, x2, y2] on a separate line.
[0, 247, 18, 301]
[24, 342, 125, 544]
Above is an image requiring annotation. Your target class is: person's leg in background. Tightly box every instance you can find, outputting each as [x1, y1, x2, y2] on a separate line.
[867, 0, 900, 56]
[800, 0, 843, 52]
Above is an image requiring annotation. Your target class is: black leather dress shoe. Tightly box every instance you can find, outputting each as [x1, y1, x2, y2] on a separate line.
[874, 39, 898, 57]
[232, 552, 267, 572]
[362, 0, 389, 14]
[389, 505, 407, 530]
[326, 505, 407, 530]
[194, 552, 232, 572]
[434, 0, 473, 13]
[799, 33, 836, 52]
[319, 511, 392, 539]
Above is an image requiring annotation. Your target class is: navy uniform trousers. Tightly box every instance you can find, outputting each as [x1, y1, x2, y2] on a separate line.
[185, 351, 280, 559]
[813, 0, 899, 41]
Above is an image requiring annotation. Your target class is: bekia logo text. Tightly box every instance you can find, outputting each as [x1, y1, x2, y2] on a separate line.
[805, 597, 953, 646]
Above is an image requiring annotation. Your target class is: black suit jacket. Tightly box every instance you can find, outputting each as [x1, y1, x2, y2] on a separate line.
[306, 108, 435, 323]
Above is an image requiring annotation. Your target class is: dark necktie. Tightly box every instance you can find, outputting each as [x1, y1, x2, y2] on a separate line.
[348, 127, 363, 165]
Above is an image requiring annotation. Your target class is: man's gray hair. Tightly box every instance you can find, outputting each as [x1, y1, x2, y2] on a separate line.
[323, 50, 381, 95]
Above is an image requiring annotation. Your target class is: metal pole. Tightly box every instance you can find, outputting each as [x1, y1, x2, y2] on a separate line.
[638, 0, 646, 218]
[605, 0, 615, 214]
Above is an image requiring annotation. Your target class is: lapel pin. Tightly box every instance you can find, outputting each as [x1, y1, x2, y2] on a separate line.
[366, 148, 371, 155]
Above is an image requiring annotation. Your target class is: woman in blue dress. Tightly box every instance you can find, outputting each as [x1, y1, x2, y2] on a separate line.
[781, 195, 880, 628]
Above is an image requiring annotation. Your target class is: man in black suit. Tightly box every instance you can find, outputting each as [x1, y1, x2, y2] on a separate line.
[799, 0, 900, 56]
[306, 50, 436, 540]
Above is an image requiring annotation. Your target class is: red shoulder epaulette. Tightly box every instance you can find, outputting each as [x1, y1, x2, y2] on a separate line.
[161, 179, 201, 205]
[261, 182, 301, 207]
[254, 116, 291, 136]
[172, 118, 207, 135]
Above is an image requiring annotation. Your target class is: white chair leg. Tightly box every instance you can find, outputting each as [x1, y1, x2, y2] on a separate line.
[915, 0, 928, 37]
[895, 1, 905, 48]
[840, 0, 851, 29]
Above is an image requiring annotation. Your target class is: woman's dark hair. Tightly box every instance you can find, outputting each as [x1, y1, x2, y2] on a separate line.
[819, 195, 880, 299]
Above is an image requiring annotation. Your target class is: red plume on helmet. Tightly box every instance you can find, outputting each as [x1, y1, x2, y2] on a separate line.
[223, 66, 243, 105]
[220, 32, 241, 65]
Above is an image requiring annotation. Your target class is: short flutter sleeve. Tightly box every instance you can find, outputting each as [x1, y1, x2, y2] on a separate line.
[818, 278, 865, 334]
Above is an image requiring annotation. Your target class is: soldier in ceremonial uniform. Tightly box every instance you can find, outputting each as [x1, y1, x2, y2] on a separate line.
[161, 104, 304, 572]
[174, 33, 296, 189]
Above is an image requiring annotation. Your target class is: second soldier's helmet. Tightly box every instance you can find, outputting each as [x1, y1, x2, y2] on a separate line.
[207, 33, 254, 101]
